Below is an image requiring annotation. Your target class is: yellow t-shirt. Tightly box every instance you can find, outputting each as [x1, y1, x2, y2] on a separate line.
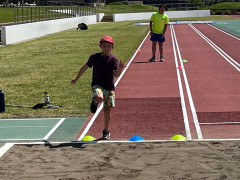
[150, 12, 169, 34]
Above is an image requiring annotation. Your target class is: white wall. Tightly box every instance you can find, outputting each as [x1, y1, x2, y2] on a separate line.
[1, 15, 97, 45]
[113, 12, 153, 22]
[167, 10, 210, 18]
[97, 13, 105, 22]
[113, 10, 210, 22]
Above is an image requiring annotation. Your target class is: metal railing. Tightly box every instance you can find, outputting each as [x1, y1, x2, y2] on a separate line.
[95, 3, 211, 14]
[14, 6, 96, 24]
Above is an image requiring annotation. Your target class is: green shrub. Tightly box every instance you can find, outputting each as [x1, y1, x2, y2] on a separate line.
[108, 2, 125, 6]
[223, 9, 231, 15]
[210, 2, 240, 9]
[215, 9, 224, 15]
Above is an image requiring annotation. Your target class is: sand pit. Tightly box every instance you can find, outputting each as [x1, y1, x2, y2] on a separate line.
[0, 141, 239, 179]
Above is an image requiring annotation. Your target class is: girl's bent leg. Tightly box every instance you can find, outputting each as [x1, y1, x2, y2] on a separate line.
[93, 93, 104, 104]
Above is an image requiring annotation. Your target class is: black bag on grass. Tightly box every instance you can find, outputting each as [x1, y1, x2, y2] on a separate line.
[77, 23, 88, 30]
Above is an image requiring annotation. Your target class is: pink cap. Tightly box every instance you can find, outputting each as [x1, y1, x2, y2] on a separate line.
[100, 36, 114, 44]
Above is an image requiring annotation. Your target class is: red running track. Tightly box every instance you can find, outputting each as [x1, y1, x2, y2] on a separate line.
[76, 23, 240, 141]
[173, 24, 240, 139]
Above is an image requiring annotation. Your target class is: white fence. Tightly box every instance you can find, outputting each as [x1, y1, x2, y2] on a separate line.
[1, 15, 97, 45]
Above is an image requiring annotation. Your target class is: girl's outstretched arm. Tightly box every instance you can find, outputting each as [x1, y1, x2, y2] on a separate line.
[71, 64, 89, 84]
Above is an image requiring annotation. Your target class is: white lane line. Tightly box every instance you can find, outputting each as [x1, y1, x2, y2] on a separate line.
[0, 118, 61, 121]
[172, 25, 203, 140]
[0, 143, 14, 158]
[43, 118, 65, 140]
[0, 139, 43, 141]
[78, 103, 103, 141]
[192, 24, 240, 69]
[0, 126, 51, 128]
[207, 24, 240, 41]
[190, 24, 240, 72]
[114, 31, 151, 87]
[78, 32, 151, 141]
[170, 25, 191, 140]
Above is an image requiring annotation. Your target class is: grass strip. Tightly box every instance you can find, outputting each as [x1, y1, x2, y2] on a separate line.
[0, 21, 148, 118]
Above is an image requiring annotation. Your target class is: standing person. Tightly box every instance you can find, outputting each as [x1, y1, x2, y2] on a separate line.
[71, 36, 125, 140]
[149, 4, 169, 62]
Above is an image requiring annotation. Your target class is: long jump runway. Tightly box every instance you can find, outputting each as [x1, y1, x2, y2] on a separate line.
[175, 23, 240, 139]
[76, 23, 240, 141]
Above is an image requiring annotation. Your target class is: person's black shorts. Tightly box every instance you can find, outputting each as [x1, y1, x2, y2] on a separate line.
[150, 33, 165, 42]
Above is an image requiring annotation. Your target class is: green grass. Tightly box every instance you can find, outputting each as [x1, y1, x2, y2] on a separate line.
[209, 2, 240, 9]
[0, 21, 149, 118]
[208, 2, 240, 15]
[0, 7, 14, 23]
